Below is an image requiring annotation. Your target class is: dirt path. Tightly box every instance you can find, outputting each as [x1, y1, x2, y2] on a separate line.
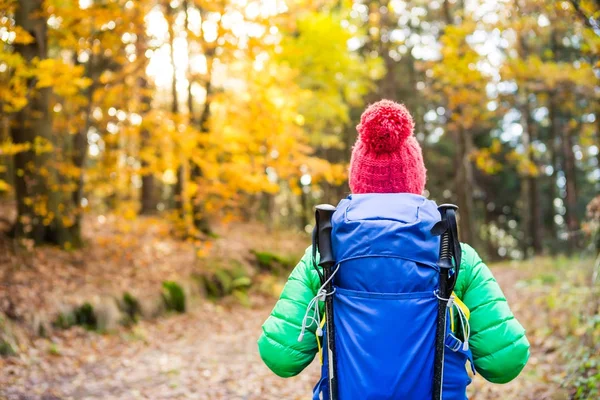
[0, 267, 566, 400]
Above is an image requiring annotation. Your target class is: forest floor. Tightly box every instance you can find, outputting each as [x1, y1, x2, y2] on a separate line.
[0, 260, 586, 400]
[0, 212, 596, 399]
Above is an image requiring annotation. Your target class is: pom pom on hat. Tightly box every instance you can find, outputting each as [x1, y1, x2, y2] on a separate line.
[349, 99, 426, 195]
[356, 100, 414, 154]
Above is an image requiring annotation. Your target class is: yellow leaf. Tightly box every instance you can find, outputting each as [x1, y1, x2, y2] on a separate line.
[11, 26, 34, 45]
[0, 179, 11, 192]
[0, 141, 31, 155]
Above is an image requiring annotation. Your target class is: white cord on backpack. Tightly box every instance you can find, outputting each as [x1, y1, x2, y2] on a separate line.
[434, 290, 471, 351]
[298, 264, 340, 342]
[454, 301, 470, 350]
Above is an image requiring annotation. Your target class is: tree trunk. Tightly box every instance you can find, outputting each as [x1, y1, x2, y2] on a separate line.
[11, 0, 80, 246]
[300, 185, 309, 230]
[188, 3, 213, 235]
[190, 78, 212, 235]
[455, 128, 476, 245]
[164, 1, 186, 219]
[596, 102, 600, 173]
[548, 95, 559, 245]
[139, 78, 157, 215]
[442, 0, 475, 245]
[136, 15, 157, 215]
[483, 204, 499, 261]
[71, 56, 96, 231]
[519, 95, 543, 256]
[443, 0, 453, 25]
[560, 122, 579, 254]
[512, 6, 543, 256]
[529, 173, 543, 253]
[519, 102, 532, 257]
[139, 125, 156, 214]
[185, 0, 194, 120]
[0, 116, 12, 198]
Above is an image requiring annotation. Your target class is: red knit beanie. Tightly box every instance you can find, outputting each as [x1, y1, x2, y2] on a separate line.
[349, 100, 426, 195]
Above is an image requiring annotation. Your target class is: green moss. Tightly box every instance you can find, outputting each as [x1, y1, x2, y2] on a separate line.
[53, 302, 97, 331]
[232, 276, 252, 289]
[120, 292, 141, 325]
[214, 269, 232, 294]
[232, 289, 251, 307]
[539, 274, 557, 284]
[196, 260, 253, 303]
[74, 303, 97, 330]
[162, 281, 186, 313]
[48, 342, 61, 356]
[252, 250, 296, 274]
[0, 340, 16, 356]
[53, 311, 76, 329]
[197, 273, 221, 298]
[207, 231, 220, 239]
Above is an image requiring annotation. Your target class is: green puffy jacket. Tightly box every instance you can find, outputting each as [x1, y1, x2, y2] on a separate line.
[258, 243, 530, 384]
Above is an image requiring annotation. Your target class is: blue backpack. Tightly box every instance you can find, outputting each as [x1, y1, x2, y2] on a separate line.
[309, 193, 475, 400]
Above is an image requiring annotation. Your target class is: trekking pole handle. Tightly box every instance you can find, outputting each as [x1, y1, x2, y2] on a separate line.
[316, 204, 336, 268]
[438, 203, 458, 219]
[437, 204, 458, 264]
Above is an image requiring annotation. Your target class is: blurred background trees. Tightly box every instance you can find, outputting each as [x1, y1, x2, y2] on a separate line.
[0, 0, 599, 259]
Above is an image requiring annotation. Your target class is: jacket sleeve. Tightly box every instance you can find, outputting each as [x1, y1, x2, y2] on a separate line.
[455, 244, 530, 384]
[258, 247, 322, 377]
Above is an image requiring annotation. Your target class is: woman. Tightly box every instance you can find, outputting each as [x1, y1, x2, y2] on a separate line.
[257, 100, 530, 397]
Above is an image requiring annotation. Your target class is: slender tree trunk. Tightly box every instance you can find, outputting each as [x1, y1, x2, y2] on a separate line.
[512, 5, 543, 255]
[596, 102, 600, 173]
[11, 0, 79, 246]
[190, 77, 212, 235]
[548, 95, 559, 245]
[443, 0, 453, 25]
[547, 31, 561, 247]
[164, 1, 186, 218]
[188, 3, 213, 235]
[300, 184, 310, 230]
[71, 56, 96, 231]
[519, 95, 543, 256]
[455, 127, 476, 245]
[135, 14, 157, 215]
[483, 204, 499, 261]
[265, 192, 275, 233]
[0, 116, 12, 198]
[139, 76, 156, 214]
[529, 173, 543, 253]
[561, 122, 579, 254]
[377, 3, 396, 101]
[184, 0, 195, 121]
[548, 28, 578, 254]
[519, 102, 532, 257]
[442, 0, 475, 245]
[139, 137, 156, 214]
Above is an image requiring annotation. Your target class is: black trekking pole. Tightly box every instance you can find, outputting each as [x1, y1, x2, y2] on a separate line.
[432, 204, 460, 400]
[315, 204, 338, 400]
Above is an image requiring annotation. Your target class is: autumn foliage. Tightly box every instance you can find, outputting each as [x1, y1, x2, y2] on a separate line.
[0, 1, 598, 254]
[0, 1, 599, 398]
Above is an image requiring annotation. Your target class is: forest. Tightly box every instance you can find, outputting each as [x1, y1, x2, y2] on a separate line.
[0, 0, 599, 399]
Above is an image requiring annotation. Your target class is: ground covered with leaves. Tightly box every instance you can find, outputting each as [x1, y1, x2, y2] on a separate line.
[0, 214, 304, 337]
[0, 218, 597, 399]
